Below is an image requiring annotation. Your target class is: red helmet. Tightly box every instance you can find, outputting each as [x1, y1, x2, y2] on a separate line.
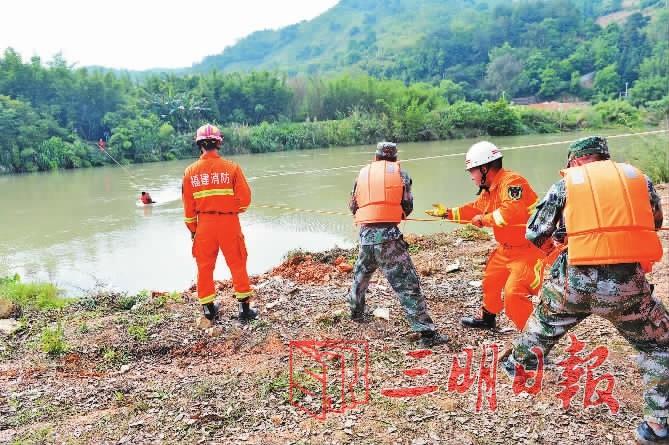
[195, 124, 223, 143]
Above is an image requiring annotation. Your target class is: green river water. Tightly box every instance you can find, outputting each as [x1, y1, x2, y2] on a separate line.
[0, 130, 665, 294]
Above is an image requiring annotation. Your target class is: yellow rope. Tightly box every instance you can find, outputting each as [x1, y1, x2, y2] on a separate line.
[247, 129, 669, 180]
[251, 203, 669, 230]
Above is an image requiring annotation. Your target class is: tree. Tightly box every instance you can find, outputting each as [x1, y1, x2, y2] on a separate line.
[594, 64, 621, 98]
[539, 68, 564, 99]
[485, 45, 525, 98]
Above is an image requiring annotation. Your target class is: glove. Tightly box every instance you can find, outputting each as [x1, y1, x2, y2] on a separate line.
[471, 214, 484, 227]
[425, 203, 450, 218]
[190, 231, 196, 241]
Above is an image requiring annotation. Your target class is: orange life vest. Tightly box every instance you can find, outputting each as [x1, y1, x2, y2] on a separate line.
[354, 161, 404, 224]
[562, 160, 662, 265]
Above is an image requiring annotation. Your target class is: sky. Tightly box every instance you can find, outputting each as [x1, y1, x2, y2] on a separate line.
[0, 0, 339, 70]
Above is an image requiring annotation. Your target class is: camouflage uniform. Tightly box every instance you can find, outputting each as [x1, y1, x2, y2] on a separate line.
[507, 136, 668, 427]
[348, 149, 436, 333]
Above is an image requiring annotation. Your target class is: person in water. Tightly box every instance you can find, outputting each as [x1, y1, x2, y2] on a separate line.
[140, 192, 155, 204]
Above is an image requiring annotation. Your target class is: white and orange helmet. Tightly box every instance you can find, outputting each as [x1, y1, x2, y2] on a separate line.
[465, 141, 502, 170]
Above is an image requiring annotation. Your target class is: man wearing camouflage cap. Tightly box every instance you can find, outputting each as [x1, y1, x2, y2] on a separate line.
[348, 141, 449, 348]
[500, 136, 668, 444]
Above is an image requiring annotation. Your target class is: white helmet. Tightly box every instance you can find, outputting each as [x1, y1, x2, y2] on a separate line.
[465, 141, 503, 170]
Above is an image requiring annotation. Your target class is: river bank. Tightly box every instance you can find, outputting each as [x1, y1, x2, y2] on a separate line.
[1, 185, 667, 444]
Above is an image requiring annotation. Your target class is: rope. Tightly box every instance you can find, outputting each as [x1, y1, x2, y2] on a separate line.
[96, 144, 139, 188]
[250, 203, 669, 231]
[252, 203, 452, 222]
[247, 129, 669, 181]
[254, 203, 512, 225]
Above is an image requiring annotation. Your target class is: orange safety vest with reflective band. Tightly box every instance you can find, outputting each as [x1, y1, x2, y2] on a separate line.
[183, 151, 251, 223]
[354, 161, 404, 224]
[562, 160, 662, 265]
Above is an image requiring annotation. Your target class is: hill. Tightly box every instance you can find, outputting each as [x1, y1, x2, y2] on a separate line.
[189, 0, 663, 81]
[192, 0, 507, 75]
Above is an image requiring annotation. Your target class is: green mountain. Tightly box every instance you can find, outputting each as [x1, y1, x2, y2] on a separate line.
[192, 0, 507, 75]
[190, 0, 654, 78]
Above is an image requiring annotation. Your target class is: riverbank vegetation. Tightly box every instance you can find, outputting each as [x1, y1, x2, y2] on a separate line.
[0, 0, 667, 175]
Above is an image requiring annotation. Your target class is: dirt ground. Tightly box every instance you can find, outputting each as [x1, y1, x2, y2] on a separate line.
[524, 102, 589, 111]
[1, 185, 667, 445]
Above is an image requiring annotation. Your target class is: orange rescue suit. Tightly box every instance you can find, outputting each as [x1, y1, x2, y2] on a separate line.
[182, 150, 253, 304]
[447, 168, 545, 330]
[562, 160, 663, 266]
[354, 161, 404, 224]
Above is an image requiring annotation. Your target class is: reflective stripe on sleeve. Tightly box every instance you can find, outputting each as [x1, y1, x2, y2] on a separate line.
[492, 209, 507, 226]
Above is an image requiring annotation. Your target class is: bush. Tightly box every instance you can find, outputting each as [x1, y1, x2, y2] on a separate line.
[516, 108, 560, 133]
[483, 99, 523, 136]
[592, 100, 642, 127]
[115, 291, 149, 311]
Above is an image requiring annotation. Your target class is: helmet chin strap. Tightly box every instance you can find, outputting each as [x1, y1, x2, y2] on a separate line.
[477, 166, 489, 195]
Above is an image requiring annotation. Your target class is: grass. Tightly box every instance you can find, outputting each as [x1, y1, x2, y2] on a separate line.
[316, 310, 346, 327]
[153, 291, 184, 307]
[632, 139, 669, 184]
[258, 372, 292, 402]
[127, 325, 148, 342]
[10, 426, 52, 445]
[39, 323, 68, 356]
[407, 243, 422, 254]
[190, 379, 221, 401]
[283, 248, 308, 263]
[0, 274, 68, 311]
[101, 346, 126, 366]
[453, 224, 492, 241]
[115, 292, 147, 311]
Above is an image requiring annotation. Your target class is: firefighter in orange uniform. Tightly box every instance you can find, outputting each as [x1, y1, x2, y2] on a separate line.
[182, 124, 257, 323]
[426, 141, 544, 331]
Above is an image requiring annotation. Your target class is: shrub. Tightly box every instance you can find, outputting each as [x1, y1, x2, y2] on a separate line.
[40, 323, 68, 356]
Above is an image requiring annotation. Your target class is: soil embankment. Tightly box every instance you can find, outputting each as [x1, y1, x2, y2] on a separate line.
[1, 185, 667, 444]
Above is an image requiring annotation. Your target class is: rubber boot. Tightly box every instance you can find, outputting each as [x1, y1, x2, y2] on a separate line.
[418, 330, 450, 348]
[500, 354, 539, 381]
[239, 301, 258, 323]
[461, 308, 496, 329]
[635, 419, 669, 445]
[202, 302, 219, 321]
[350, 306, 368, 323]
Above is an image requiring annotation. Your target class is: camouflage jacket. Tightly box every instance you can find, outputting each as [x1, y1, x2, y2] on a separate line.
[349, 169, 413, 245]
[526, 173, 663, 279]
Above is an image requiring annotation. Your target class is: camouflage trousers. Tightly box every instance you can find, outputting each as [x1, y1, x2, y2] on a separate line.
[348, 238, 436, 332]
[510, 257, 669, 420]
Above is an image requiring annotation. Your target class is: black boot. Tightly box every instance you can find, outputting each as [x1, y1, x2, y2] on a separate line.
[418, 330, 450, 348]
[202, 302, 219, 321]
[239, 301, 258, 322]
[461, 308, 496, 329]
[635, 420, 669, 445]
[350, 306, 368, 323]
